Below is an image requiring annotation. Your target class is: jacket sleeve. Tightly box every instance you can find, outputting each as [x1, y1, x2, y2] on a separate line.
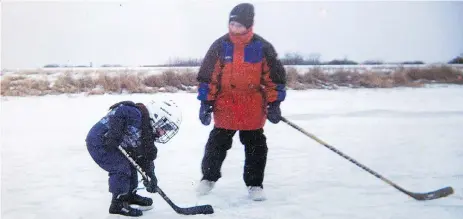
[261, 41, 287, 103]
[196, 39, 222, 102]
[103, 106, 128, 148]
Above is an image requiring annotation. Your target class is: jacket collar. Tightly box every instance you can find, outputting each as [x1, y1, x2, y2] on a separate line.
[228, 27, 254, 46]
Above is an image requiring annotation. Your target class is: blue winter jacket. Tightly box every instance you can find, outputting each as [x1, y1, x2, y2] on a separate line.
[86, 102, 156, 161]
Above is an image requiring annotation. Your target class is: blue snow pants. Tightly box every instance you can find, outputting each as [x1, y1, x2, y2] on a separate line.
[86, 141, 138, 195]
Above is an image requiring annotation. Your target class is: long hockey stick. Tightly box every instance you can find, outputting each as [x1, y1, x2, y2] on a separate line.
[281, 117, 454, 201]
[118, 146, 214, 215]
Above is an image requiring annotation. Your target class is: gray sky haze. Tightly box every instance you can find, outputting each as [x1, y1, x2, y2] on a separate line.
[1, 0, 463, 68]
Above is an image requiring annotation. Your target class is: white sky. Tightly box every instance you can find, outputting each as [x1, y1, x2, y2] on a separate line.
[1, 0, 463, 68]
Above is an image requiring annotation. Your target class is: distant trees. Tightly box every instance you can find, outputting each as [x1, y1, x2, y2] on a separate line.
[43, 62, 94, 68]
[363, 60, 384, 65]
[325, 59, 358, 65]
[43, 64, 60, 68]
[165, 57, 203, 67]
[279, 53, 361, 65]
[448, 54, 463, 64]
[401, 61, 425, 65]
[142, 58, 203, 67]
[279, 52, 322, 65]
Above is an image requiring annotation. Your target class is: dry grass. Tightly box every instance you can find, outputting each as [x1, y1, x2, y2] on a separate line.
[285, 67, 299, 87]
[405, 66, 463, 84]
[142, 69, 197, 90]
[1, 76, 52, 96]
[1, 65, 462, 96]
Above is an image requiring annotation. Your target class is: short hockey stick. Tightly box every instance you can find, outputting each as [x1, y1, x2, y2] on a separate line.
[281, 117, 454, 201]
[118, 146, 214, 215]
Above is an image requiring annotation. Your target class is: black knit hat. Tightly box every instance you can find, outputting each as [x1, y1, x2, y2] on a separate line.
[229, 3, 254, 29]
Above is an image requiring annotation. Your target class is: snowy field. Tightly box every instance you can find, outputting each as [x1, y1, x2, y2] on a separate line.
[2, 86, 463, 219]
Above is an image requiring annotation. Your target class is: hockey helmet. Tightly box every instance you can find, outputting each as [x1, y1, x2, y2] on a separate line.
[146, 98, 182, 144]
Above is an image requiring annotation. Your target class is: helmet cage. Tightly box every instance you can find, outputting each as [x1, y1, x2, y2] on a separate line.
[150, 116, 179, 144]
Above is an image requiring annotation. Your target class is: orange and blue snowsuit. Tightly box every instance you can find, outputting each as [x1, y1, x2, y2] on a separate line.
[197, 29, 287, 130]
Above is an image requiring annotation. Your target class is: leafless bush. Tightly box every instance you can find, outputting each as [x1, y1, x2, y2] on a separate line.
[162, 71, 183, 89]
[1, 65, 462, 96]
[76, 75, 97, 91]
[285, 67, 299, 87]
[405, 65, 461, 83]
[143, 74, 167, 88]
[358, 72, 394, 88]
[298, 68, 327, 85]
[96, 73, 121, 93]
[52, 72, 79, 93]
[1, 76, 51, 96]
[177, 69, 198, 87]
[119, 73, 147, 93]
[331, 70, 362, 87]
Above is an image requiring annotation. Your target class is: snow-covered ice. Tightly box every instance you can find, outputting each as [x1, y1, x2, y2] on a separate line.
[1, 86, 463, 219]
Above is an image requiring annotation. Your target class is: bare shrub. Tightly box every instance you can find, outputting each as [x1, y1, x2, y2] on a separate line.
[358, 72, 394, 88]
[29, 77, 50, 91]
[52, 73, 79, 93]
[76, 75, 97, 91]
[162, 70, 182, 89]
[2, 65, 462, 96]
[177, 69, 198, 87]
[4, 75, 27, 81]
[330, 70, 362, 87]
[96, 73, 121, 93]
[285, 67, 299, 87]
[358, 72, 382, 88]
[1, 77, 50, 96]
[143, 74, 167, 88]
[298, 68, 327, 85]
[405, 66, 461, 83]
[120, 73, 147, 93]
[391, 70, 410, 86]
[1, 77, 13, 95]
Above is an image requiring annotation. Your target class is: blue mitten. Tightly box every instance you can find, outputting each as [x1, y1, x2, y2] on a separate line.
[267, 101, 282, 124]
[199, 101, 213, 125]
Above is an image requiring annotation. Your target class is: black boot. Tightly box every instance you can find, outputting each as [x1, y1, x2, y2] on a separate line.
[128, 191, 153, 207]
[109, 193, 143, 217]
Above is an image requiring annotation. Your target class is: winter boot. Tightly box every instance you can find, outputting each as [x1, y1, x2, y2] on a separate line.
[128, 191, 153, 206]
[196, 179, 215, 196]
[248, 186, 266, 201]
[128, 191, 153, 211]
[109, 193, 143, 217]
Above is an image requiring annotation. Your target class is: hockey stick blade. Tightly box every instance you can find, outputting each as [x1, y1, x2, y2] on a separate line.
[155, 187, 214, 215]
[408, 186, 454, 201]
[171, 204, 214, 215]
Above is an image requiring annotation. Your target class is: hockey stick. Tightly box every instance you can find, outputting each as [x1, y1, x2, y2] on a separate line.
[118, 146, 214, 215]
[281, 117, 454, 201]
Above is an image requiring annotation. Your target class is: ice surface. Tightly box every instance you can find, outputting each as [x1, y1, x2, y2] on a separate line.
[1, 86, 463, 219]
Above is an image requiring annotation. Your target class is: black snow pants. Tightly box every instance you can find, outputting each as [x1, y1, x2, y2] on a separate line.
[200, 127, 268, 188]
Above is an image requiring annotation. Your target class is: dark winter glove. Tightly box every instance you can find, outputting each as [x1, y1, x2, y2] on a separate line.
[199, 101, 214, 126]
[267, 101, 282, 124]
[143, 173, 158, 193]
[140, 159, 158, 193]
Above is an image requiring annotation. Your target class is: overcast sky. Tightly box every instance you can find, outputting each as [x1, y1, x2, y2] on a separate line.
[2, 0, 463, 69]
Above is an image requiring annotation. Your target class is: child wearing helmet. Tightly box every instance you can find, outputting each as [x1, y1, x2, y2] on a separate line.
[85, 99, 182, 217]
